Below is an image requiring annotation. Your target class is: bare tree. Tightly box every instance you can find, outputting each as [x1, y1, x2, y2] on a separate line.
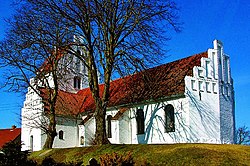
[236, 126, 250, 145]
[26, 0, 180, 145]
[0, 2, 76, 149]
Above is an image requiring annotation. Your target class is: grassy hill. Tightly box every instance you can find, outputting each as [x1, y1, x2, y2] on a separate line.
[30, 144, 250, 165]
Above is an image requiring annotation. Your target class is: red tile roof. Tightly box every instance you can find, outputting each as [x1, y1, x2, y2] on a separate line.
[41, 52, 208, 115]
[0, 127, 21, 148]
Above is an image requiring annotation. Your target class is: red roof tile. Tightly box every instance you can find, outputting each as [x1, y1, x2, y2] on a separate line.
[0, 128, 21, 148]
[41, 52, 208, 115]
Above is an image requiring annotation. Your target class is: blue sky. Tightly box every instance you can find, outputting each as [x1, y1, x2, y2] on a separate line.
[0, 0, 249, 129]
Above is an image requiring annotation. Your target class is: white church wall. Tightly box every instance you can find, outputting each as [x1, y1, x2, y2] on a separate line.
[185, 43, 221, 143]
[118, 111, 132, 144]
[21, 83, 45, 151]
[109, 120, 119, 144]
[184, 40, 235, 144]
[84, 117, 96, 146]
[219, 92, 235, 144]
[106, 110, 119, 144]
[185, 76, 221, 143]
[78, 125, 85, 147]
[125, 98, 190, 144]
[214, 40, 235, 144]
[52, 117, 80, 148]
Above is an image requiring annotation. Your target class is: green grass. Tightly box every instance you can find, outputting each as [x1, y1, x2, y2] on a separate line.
[29, 144, 250, 165]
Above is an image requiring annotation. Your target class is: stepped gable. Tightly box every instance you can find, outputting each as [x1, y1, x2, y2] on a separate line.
[0, 127, 21, 148]
[42, 52, 208, 115]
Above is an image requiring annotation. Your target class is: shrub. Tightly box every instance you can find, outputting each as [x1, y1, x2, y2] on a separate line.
[0, 141, 36, 166]
[41, 157, 83, 166]
[99, 152, 134, 166]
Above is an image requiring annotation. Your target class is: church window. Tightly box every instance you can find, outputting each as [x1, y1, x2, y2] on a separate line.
[107, 115, 112, 138]
[80, 136, 84, 145]
[59, 130, 64, 140]
[164, 104, 175, 132]
[136, 109, 145, 134]
[74, 76, 81, 89]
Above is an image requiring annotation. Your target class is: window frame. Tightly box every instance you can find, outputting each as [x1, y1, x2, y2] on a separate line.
[107, 115, 112, 138]
[80, 136, 84, 145]
[136, 109, 145, 135]
[59, 130, 64, 140]
[164, 104, 175, 133]
[73, 76, 81, 89]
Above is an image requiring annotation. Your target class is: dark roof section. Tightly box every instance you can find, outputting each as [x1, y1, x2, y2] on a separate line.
[0, 127, 21, 148]
[41, 52, 208, 115]
[112, 108, 129, 120]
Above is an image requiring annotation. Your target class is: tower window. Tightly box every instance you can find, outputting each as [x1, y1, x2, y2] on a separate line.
[136, 109, 145, 134]
[77, 50, 81, 55]
[74, 76, 81, 89]
[164, 104, 175, 132]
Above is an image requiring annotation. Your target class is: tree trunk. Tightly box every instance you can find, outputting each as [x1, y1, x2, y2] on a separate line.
[43, 132, 56, 149]
[43, 113, 57, 149]
[43, 85, 58, 149]
[93, 101, 110, 145]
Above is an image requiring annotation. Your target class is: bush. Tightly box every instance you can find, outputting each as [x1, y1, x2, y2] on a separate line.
[99, 152, 134, 166]
[0, 141, 36, 166]
[41, 157, 83, 166]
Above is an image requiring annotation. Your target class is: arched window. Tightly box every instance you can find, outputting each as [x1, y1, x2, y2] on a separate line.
[73, 76, 81, 89]
[59, 130, 64, 140]
[30, 135, 33, 151]
[80, 136, 84, 145]
[136, 109, 145, 134]
[164, 104, 175, 132]
[107, 115, 112, 138]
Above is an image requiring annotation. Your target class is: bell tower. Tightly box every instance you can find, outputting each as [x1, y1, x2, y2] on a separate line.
[57, 36, 89, 93]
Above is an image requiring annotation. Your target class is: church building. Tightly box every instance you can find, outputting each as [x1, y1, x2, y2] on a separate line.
[21, 40, 235, 151]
